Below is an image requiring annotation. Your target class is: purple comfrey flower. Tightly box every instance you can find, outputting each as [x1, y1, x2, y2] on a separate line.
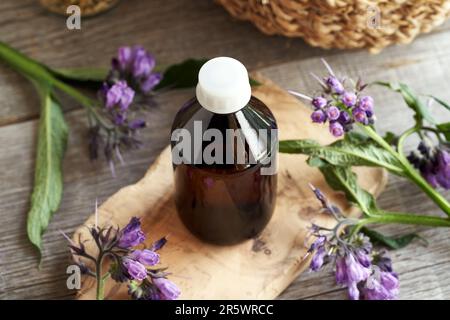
[436, 150, 450, 188]
[335, 256, 347, 285]
[310, 246, 327, 271]
[355, 249, 371, 268]
[341, 91, 357, 107]
[329, 121, 344, 137]
[408, 143, 450, 190]
[117, 46, 133, 71]
[348, 282, 360, 300]
[358, 96, 374, 112]
[153, 277, 181, 300]
[326, 76, 345, 94]
[305, 185, 399, 300]
[289, 59, 375, 137]
[345, 252, 371, 284]
[326, 106, 341, 121]
[151, 236, 168, 251]
[129, 119, 146, 130]
[123, 258, 147, 281]
[338, 110, 351, 125]
[312, 96, 327, 109]
[118, 217, 146, 248]
[140, 73, 162, 93]
[311, 109, 327, 123]
[106, 81, 135, 111]
[130, 249, 160, 266]
[361, 270, 399, 300]
[111, 46, 162, 94]
[373, 251, 394, 273]
[308, 235, 326, 252]
[132, 48, 156, 78]
[353, 107, 368, 124]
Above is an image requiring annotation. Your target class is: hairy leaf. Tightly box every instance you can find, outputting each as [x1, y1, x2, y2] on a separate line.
[437, 122, 450, 142]
[155, 58, 261, 90]
[279, 138, 403, 174]
[316, 163, 378, 215]
[155, 58, 208, 90]
[383, 131, 399, 146]
[376, 81, 436, 126]
[27, 81, 68, 255]
[361, 227, 428, 250]
[429, 95, 450, 112]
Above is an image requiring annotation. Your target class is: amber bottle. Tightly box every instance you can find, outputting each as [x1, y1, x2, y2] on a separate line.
[171, 57, 278, 245]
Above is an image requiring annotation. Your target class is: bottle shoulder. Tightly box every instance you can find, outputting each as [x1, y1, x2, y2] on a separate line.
[171, 96, 277, 132]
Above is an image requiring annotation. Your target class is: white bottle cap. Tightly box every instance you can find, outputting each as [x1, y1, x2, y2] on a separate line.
[196, 57, 252, 114]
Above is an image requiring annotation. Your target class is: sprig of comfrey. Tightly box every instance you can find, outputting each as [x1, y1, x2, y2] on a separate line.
[0, 42, 207, 256]
[281, 59, 450, 225]
[65, 214, 180, 300]
[281, 60, 450, 298]
[306, 185, 399, 300]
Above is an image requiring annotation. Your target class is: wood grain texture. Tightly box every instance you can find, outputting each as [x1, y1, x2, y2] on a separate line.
[0, 0, 331, 126]
[74, 75, 386, 299]
[0, 0, 450, 300]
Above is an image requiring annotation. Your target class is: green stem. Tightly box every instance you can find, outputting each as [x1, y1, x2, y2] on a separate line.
[361, 125, 450, 216]
[351, 211, 450, 237]
[95, 254, 107, 300]
[0, 42, 55, 84]
[0, 41, 113, 131]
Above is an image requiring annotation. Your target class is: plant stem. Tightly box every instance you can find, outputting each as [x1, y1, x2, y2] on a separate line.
[95, 253, 106, 300]
[0, 41, 114, 132]
[361, 125, 450, 216]
[351, 211, 450, 237]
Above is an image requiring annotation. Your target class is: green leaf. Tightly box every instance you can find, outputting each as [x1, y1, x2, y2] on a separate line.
[27, 81, 68, 255]
[437, 122, 450, 142]
[316, 163, 378, 215]
[0, 41, 56, 85]
[383, 131, 399, 146]
[51, 67, 108, 83]
[361, 227, 428, 250]
[429, 95, 450, 112]
[376, 81, 436, 126]
[154, 58, 208, 90]
[155, 58, 261, 90]
[279, 138, 404, 174]
[249, 78, 262, 87]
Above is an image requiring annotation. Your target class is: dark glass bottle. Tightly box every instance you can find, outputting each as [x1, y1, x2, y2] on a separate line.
[170, 57, 278, 245]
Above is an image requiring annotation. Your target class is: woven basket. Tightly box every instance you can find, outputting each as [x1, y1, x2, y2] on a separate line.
[216, 0, 450, 53]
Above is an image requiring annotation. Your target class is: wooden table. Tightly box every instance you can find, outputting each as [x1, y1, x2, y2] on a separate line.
[1, 0, 450, 300]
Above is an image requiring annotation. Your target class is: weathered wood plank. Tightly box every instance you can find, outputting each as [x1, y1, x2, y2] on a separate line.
[1, 0, 450, 299]
[0, 0, 333, 125]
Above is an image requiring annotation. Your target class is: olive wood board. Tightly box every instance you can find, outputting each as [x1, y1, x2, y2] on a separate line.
[74, 74, 387, 300]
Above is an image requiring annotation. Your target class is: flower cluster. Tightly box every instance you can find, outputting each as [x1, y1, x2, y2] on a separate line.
[67, 216, 180, 300]
[306, 185, 399, 300]
[408, 139, 450, 190]
[89, 46, 162, 176]
[110, 46, 162, 95]
[290, 59, 375, 137]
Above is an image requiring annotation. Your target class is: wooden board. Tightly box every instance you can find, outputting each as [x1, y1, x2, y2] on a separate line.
[2, 0, 450, 300]
[74, 74, 387, 300]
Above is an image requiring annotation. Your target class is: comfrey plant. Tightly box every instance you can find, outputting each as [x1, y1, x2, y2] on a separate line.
[289, 59, 374, 137]
[0, 42, 207, 256]
[65, 216, 180, 300]
[89, 46, 162, 176]
[306, 185, 399, 300]
[281, 60, 450, 299]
